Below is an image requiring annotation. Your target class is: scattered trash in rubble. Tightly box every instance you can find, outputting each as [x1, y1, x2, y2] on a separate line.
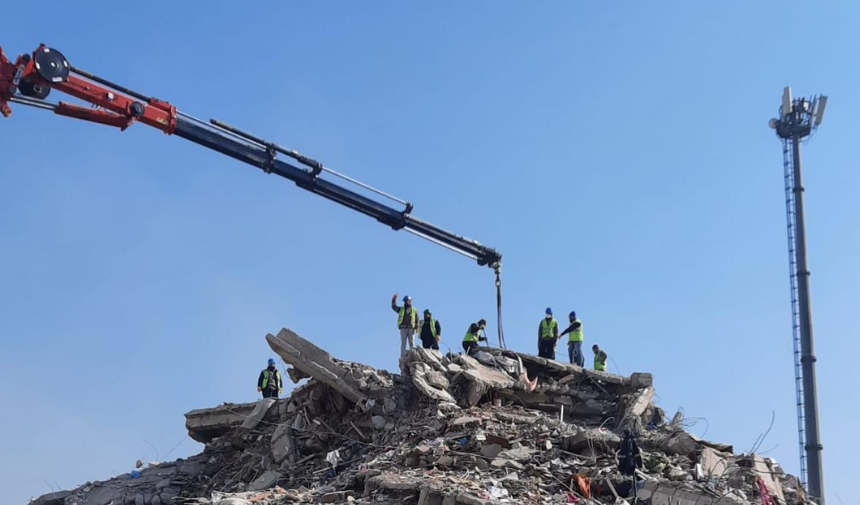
[34, 328, 809, 505]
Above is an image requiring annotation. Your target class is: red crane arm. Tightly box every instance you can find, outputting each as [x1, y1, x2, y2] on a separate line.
[0, 44, 176, 132]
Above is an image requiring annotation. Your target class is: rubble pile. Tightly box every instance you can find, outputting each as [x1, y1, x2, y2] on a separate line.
[33, 329, 807, 505]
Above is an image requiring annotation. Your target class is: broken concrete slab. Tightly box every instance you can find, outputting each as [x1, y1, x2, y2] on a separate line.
[616, 386, 654, 433]
[562, 429, 621, 454]
[240, 398, 276, 430]
[408, 347, 448, 373]
[661, 430, 701, 456]
[746, 454, 786, 501]
[27, 490, 71, 505]
[699, 446, 729, 478]
[408, 361, 457, 403]
[426, 370, 450, 389]
[270, 423, 296, 464]
[480, 443, 503, 458]
[248, 469, 282, 491]
[185, 401, 266, 443]
[629, 372, 653, 388]
[266, 328, 368, 405]
[286, 366, 310, 383]
[639, 481, 746, 505]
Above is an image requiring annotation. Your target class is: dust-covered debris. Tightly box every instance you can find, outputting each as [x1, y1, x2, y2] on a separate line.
[38, 328, 808, 505]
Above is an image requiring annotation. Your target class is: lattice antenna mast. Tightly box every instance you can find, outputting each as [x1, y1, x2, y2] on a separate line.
[769, 87, 827, 505]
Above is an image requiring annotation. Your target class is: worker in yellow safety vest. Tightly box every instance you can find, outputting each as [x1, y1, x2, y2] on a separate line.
[537, 308, 559, 359]
[257, 358, 284, 398]
[419, 309, 442, 350]
[392, 293, 419, 356]
[560, 311, 584, 367]
[462, 319, 487, 355]
[592, 344, 608, 372]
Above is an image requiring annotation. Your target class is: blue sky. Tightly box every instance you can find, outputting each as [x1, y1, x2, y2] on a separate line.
[1, 2, 858, 504]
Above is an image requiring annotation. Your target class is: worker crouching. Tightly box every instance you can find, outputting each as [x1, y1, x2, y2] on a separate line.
[592, 344, 608, 371]
[462, 319, 487, 355]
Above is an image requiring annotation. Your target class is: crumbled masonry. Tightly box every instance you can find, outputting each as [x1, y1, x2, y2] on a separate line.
[35, 328, 808, 505]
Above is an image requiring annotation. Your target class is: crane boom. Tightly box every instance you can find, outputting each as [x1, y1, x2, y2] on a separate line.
[0, 44, 506, 346]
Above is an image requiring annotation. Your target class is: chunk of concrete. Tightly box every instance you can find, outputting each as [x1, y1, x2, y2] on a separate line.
[286, 366, 310, 383]
[662, 430, 701, 456]
[266, 329, 368, 405]
[746, 454, 785, 502]
[270, 423, 296, 464]
[563, 429, 621, 454]
[409, 361, 457, 403]
[28, 490, 72, 505]
[185, 401, 263, 443]
[617, 386, 654, 433]
[248, 469, 282, 491]
[639, 481, 745, 505]
[699, 446, 729, 478]
[426, 370, 450, 389]
[629, 372, 653, 389]
[240, 398, 276, 430]
[480, 443, 503, 458]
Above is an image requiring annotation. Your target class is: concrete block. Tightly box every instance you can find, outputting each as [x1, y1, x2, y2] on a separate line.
[240, 398, 276, 430]
[248, 469, 282, 491]
[266, 329, 368, 405]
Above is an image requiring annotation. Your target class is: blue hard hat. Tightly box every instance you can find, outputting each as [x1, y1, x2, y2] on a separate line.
[569, 311, 576, 319]
[267, 358, 275, 365]
[403, 295, 412, 302]
[545, 307, 552, 315]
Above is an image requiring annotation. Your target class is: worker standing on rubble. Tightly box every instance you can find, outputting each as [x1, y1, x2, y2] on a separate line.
[392, 293, 419, 356]
[257, 358, 284, 398]
[419, 309, 442, 350]
[462, 319, 487, 355]
[592, 344, 608, 371]
[560, 311, 585, 367]
[538, 308, 559, 359]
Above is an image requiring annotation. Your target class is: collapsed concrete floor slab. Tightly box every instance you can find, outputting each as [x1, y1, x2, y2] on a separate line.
[37, 328, 808, 505]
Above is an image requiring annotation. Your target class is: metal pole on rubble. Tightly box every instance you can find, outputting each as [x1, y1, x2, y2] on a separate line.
[769, 87, 827, 505]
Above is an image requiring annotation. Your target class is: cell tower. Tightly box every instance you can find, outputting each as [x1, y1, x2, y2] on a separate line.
[769, 87, 827, 505]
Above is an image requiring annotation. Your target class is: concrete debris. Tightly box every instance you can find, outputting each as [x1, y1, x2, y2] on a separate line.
[248, 469, 282, 491]
[35, 328, 809, 505]
[240, 398, 276, 430]
[266, 329, 370, 406]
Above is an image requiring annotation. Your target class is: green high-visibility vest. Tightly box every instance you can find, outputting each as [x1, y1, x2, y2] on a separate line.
[594, 353, 607, 371]
[540, 318, 558, 339]
[568, 319, 583, 342]
[463, 330, 478, 343]
[262, 370, 281, 389]
[398, 307, 418, 328]
[427, 319, 437, 339]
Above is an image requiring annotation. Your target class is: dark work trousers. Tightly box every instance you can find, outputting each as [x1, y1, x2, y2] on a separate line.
[262, 389, 279, 399]
[538, 339, 556, 360]
[568, 340, 585, 367]
[463, 340, 478, 355]
[422, 339, 440, 350]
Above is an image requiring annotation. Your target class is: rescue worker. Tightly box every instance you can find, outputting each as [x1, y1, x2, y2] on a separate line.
[537, 307, 559, 359]
[419, 309, 442, 350]
[257, 358, 283, 398]
[391, 293, 419, 356]
[462, 319, 487, 355]
[592, 344, 608, 372]
[560, 311, 584, 367]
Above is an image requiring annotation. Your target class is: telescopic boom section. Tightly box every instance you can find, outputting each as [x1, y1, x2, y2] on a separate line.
[0, 44, 501, 269]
